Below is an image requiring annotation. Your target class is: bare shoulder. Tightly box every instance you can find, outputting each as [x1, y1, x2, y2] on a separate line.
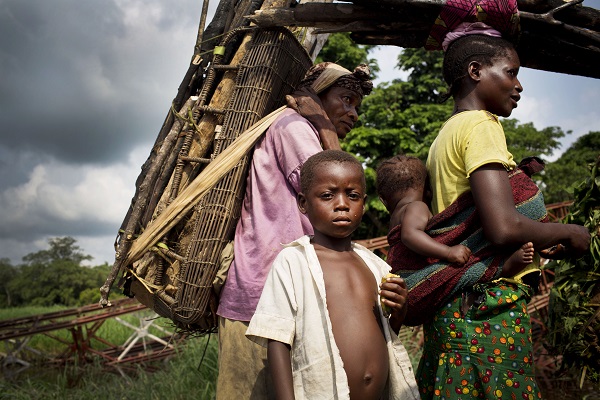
[405, 201, 433, 219]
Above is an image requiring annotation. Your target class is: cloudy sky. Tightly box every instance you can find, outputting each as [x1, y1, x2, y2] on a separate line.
[1, 0, 599, 266]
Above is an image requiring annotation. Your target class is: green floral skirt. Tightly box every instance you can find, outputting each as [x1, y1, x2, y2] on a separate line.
[416, 280, 542, 399]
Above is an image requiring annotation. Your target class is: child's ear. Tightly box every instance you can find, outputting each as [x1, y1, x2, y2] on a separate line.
[468, 61, 482, 81]
[297, 192, 308, 214]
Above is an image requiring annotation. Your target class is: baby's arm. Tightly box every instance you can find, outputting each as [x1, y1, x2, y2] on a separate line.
[401, 201, 471, 264]
[268, 340, 295, 400]
[380, 276, 408, 333]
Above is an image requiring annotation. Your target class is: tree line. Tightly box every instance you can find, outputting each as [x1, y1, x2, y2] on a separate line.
[0, 237, 117, 308]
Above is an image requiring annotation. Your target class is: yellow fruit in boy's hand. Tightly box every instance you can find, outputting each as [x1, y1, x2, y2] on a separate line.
[380, 273, 399, 317]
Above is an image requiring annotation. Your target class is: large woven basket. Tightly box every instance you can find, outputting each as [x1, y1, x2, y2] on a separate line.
[127, 27, 312, 333]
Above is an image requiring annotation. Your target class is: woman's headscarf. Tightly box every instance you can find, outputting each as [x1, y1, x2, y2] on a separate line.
[297, 62, 373, 97]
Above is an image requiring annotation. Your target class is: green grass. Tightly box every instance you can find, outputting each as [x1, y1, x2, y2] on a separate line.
[0, 305, 67, 319]
[1, 306, 218, 399]
[0, 335, 218, 400]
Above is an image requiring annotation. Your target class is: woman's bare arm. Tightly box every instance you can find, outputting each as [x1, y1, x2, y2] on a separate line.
[469, 164, 590, 257]
[268, 340, 295, 400]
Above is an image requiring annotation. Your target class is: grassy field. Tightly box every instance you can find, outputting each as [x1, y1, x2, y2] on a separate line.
[1, 335, 218, 400]
[0, 306, 219, 400]
[1, 306, 598, 399]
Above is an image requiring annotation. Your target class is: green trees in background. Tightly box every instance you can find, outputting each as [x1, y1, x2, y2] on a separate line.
[0, 237, 114, 308]
[0, 258, 17, 307]
[315, 32, 380, 79]
[543, 131, 600, 203]
[503, 120, 565, 163]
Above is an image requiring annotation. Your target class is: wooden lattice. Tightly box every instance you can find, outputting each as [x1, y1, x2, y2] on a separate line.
[124, 27, 312, 333]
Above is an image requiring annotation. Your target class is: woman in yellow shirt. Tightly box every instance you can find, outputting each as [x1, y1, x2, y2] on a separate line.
[418, 33, 590, 400]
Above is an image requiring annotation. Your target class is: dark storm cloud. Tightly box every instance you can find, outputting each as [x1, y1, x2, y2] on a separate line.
[0, 0, 199, 166]
[0, 0, 203, 264]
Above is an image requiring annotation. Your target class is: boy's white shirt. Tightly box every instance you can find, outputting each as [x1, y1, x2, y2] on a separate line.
[246, 235, 419, 399]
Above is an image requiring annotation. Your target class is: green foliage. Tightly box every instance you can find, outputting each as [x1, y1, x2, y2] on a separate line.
[3, 238, 117, 307]
[503, 120, 565, 163]
[0, 258, 17, 307]
[22, 237, 91, 266]
[316, 32, 380, 78]
[543, 131, 600, 204]
[396, 48, 447, 103]
[545, 155, 600, 383]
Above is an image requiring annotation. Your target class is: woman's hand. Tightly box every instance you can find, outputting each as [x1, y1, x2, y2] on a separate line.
[545, 225, 591, 259]
[286, 87, 340, 150]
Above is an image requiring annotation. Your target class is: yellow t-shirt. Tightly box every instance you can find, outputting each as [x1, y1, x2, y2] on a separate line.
[426, 110, 516, 215]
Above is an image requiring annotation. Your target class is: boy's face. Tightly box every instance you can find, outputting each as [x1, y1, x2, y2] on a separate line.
[298, 162, 366, 240]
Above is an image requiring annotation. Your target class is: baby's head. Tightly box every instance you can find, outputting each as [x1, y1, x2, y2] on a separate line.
[299, 150, 366, 239]
[376, 155, 428, 211]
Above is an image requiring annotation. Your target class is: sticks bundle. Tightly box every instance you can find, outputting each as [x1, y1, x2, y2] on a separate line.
[100, 0, 332, 333]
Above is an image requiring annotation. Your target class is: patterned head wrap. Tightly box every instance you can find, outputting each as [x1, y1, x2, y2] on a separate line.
[297, 62, 373, 97]
[426, 0, 520, 51]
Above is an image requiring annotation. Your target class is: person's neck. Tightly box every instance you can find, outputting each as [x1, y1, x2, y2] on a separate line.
[453, 96, 484, 116]
[396, 188, 423, 208]
[311, 232, 353, 252]
[452, 107, 474, 116]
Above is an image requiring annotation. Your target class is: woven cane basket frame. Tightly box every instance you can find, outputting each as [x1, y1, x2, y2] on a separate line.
[145, 27, 312, 333]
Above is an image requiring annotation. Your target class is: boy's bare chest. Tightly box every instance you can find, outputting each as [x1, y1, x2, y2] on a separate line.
[320, 252, 379, 302]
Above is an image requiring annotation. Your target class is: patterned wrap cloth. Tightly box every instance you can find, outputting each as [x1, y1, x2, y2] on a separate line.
[426, 0, 520, 50]
[417, 280, 543, 399]
[388, 157, 548, 327]
[393, 157, 547, 399]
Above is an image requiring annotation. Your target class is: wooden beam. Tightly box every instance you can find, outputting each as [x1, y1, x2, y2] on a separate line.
[247, 0, 600, 79]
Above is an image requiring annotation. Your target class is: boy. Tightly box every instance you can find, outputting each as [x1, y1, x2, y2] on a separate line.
[216, 63, 373, 399]
[246, 150, 419, 400]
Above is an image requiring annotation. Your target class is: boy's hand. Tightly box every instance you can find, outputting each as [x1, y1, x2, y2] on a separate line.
[380, 275, 408, 329]
[447, 244, 471, 264]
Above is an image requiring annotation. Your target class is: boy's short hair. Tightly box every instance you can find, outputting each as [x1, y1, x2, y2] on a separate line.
[300, 150, 365, 193]
[375, 155, 427, 203]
